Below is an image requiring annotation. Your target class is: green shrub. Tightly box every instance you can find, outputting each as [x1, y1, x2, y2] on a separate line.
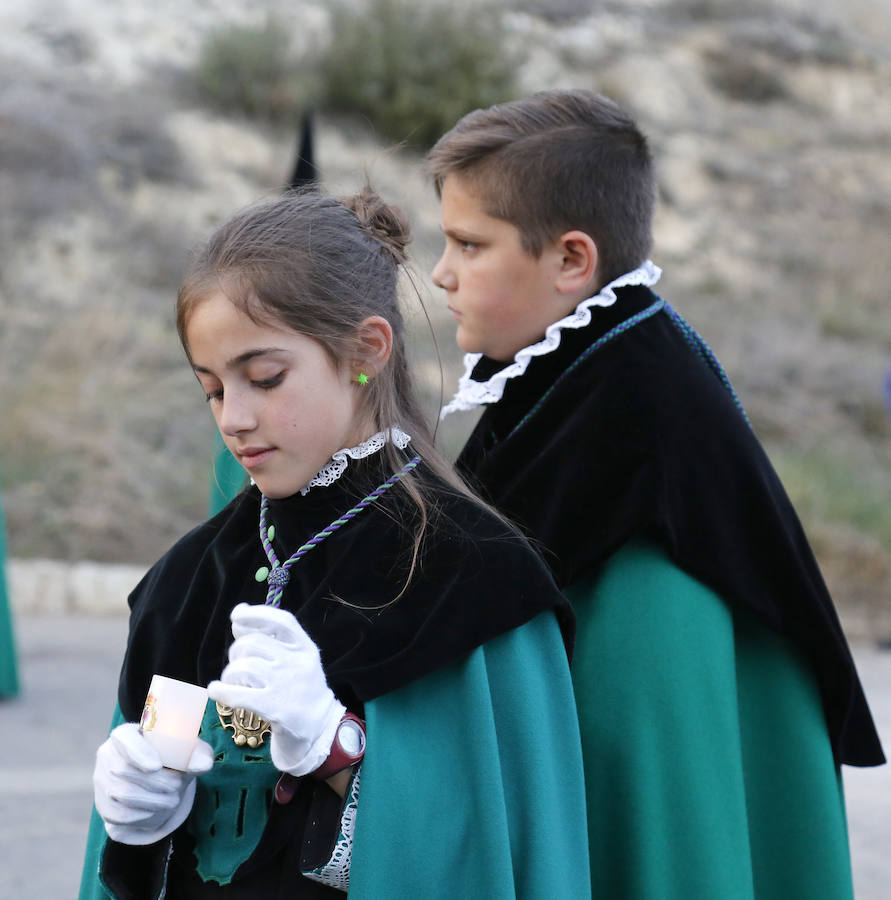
[768, 445, 891, 550]
[318, 0, 520, 150]
[512, 0, 594, 24]
[196, 20, 313, 122]
[703, 47, 787, 104]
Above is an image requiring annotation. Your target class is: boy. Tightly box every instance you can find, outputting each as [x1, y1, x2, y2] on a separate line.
[429, 90, 884, 898]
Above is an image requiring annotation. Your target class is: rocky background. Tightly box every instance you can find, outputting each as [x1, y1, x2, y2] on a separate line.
[1, 0, 889, 635]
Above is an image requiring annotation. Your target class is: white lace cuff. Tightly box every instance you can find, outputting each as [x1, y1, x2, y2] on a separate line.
[302, 767, 361, 892]
[440, 261, 661, 418]
[301, 427, 412, 495]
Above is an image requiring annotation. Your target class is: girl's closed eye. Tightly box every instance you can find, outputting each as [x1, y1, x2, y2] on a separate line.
[252, 371, 285, 390]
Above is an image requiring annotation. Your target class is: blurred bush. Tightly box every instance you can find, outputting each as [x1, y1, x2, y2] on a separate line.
[511, 0, 595, 24]
[195, 3, 519, 149]
[703, 46, 788, 103]
[317, 0, 520, 149]
[196, 19, 314, 122]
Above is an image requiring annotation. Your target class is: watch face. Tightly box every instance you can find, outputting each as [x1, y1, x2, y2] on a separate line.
[338, 719, 366, 757]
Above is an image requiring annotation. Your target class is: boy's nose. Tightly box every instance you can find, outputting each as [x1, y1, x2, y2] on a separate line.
[432, 253, 456, 291]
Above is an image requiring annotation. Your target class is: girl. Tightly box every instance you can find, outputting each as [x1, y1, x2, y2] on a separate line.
[79, 188, 589, 899]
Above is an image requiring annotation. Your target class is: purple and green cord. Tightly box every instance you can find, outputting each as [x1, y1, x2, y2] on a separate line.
[256, 456, 421, 606]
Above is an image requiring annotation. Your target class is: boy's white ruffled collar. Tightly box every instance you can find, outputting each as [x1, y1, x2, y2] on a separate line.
[252, 427, 412, 494]
[440, 261, 661, 418]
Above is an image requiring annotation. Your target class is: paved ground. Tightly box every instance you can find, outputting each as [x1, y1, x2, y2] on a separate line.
[1, 613, 889, 898]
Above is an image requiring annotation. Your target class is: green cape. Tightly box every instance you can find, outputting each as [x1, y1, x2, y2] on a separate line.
[80, 612, 591, 899]
[569, 540, 853, 898]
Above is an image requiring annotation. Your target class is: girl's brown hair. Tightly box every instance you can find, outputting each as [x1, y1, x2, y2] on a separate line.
[177, 186, 486, 588]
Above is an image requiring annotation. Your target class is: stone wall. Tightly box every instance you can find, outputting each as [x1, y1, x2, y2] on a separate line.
[7, 559, 146, 616]
[6, 557, 888, 645]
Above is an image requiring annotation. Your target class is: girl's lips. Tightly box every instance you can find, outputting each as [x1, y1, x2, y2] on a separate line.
[238, 448, 274, 469]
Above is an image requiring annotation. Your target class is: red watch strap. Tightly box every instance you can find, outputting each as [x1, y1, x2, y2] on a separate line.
[311, 712, 366, 781]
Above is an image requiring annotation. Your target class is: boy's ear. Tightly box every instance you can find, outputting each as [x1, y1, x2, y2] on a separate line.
[353, 315, 393, 378]
[554, 230, 599, 295]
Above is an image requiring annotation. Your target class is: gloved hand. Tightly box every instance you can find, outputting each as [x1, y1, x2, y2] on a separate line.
[93, 722, 214, 845]
[207, 602, 345, 777]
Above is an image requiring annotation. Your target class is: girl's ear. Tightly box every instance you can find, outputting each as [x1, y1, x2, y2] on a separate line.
[554, 230, 599, 296]
[353, 316, 393, 379]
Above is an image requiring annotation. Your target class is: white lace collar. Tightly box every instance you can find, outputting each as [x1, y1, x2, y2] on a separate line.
[440, 261, 662, 418]
[300, 426, 412, 495]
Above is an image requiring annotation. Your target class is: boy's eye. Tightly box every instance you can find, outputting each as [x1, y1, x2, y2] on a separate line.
[460, 241, 477, 252]
[205, 388, 223, 403]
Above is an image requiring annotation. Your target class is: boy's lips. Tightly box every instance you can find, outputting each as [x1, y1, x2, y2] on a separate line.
[447, 305, 462, 320]
[237, 446, 275, 469]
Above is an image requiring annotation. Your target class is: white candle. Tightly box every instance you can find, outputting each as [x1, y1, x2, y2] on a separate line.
[139, 674, 209, 771]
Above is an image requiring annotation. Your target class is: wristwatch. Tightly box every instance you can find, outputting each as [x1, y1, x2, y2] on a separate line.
[311, 712, 366, 780]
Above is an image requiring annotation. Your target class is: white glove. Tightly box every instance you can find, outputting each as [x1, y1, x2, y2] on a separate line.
[207, 602, 345, 777]
[93, 722, 214, 845]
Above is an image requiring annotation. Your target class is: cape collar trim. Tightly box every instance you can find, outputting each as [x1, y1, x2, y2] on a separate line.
[300, 426, 412, 495]
[252, 427, 413, 494]
[440, 260, 662, 418]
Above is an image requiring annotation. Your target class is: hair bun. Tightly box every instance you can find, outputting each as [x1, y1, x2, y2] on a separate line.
[342, 185, 411, 264]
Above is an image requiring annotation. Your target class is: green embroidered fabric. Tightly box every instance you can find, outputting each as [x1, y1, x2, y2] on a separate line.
[187, 702, 281, 885]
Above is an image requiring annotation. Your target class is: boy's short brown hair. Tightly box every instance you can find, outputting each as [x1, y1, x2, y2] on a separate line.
[426, 90, 655, 286]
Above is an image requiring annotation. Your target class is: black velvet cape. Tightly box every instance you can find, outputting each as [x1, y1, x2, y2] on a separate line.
[456, 283, 884, 768]
[117, 459, 571, 721]
[105, 457, 573, 898]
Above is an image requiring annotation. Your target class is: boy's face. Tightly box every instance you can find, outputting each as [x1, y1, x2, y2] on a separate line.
[432, 174, 574, 362]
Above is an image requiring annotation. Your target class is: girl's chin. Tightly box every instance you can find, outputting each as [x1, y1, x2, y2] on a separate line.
[252, 472, 315, 500]
[255, 483, 301, 500]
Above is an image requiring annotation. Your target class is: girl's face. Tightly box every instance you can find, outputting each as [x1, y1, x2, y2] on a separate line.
[187, 291, 370, 499]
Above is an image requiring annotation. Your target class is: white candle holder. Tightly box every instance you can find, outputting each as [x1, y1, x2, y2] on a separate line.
[139, 674, 209, 771]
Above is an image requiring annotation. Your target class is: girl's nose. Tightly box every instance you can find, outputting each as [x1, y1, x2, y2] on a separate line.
[218, 391, 257, 435]
[432, 252, 456, 291]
